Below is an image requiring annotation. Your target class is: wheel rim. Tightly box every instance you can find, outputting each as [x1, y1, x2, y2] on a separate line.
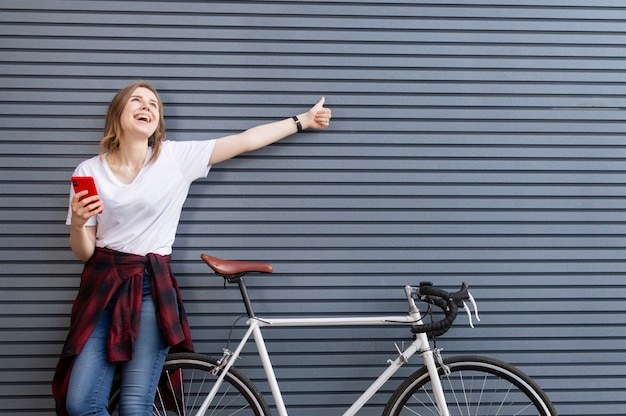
[390, 359, 554, 416]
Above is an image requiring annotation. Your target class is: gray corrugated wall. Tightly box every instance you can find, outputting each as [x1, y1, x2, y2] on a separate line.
[1, 0, 625, 414]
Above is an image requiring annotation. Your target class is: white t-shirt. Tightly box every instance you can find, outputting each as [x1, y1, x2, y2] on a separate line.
[66, 140, 216, 256]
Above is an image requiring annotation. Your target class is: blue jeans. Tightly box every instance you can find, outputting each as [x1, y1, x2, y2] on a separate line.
[66, 272, 170, 416]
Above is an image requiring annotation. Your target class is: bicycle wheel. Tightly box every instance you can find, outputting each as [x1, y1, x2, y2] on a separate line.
[108, 352, 271, 416]
[383, 355, 557, 416]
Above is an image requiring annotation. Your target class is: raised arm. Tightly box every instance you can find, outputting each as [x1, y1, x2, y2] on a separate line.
[208, 97, 331, 165]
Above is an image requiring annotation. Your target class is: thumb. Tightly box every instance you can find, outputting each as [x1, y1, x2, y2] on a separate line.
[312, 96, 325, 112]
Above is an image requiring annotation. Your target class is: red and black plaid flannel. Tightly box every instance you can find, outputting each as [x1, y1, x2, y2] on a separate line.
[52, 247, 193, 415]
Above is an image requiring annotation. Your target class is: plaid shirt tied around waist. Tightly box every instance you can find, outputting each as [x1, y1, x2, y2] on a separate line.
[52, 247, 193, 415]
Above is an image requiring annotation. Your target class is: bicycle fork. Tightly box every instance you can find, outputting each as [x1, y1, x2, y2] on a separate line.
[420, 339, 451, 416]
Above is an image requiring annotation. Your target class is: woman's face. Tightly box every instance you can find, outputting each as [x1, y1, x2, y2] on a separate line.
[119, 87, 160, 140]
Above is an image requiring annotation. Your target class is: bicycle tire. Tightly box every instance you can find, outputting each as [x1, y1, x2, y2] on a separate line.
[383, 355, 557, 416]
[108, 352, 271, 416]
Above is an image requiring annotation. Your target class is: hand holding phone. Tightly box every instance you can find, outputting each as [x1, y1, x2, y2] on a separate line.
[71, 176, 102, 213]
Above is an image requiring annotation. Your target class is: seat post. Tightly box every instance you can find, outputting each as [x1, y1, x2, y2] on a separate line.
[237, 277, 255, 318]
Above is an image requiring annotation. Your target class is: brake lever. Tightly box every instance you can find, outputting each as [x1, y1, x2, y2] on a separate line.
[461, 290, 480, 328]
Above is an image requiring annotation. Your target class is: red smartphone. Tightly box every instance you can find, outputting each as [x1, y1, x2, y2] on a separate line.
[71, 176, 99, 203]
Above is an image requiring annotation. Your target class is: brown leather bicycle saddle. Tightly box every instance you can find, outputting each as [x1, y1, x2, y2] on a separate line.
[201, 254, 273, 276]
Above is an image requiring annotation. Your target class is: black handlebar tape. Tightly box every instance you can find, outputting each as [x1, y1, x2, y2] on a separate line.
[411, 285, 459, 337]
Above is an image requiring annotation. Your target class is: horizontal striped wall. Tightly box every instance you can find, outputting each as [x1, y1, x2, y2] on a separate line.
[1, 0, 626, 414]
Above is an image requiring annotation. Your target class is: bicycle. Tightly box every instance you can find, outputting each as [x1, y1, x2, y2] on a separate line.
[108, 253, 557, 416]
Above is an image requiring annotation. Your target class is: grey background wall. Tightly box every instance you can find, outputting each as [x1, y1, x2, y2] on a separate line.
[1, 0, 626, 414]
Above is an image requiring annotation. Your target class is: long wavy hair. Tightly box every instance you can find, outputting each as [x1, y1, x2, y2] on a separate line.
[99, 81, 166, 164]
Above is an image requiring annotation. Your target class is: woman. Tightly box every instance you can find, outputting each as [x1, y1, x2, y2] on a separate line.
[52, 81, 332, 415]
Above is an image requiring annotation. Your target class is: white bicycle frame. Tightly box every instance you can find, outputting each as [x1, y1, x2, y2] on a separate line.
[197, 285, 452, 416]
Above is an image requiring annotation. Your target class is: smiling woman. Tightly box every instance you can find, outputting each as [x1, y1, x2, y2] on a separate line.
[99, 82, 166, 182]
[107, 87, 161, 184]
[52, 80, 332, 416]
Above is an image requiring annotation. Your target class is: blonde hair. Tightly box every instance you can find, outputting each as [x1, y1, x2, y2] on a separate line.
[99, 81, 166, 164]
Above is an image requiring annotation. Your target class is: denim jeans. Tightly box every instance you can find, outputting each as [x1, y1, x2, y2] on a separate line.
[66, 271, 170, 416]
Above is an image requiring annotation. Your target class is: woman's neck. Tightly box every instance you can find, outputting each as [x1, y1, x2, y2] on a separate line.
[107, 141, 149, 184]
